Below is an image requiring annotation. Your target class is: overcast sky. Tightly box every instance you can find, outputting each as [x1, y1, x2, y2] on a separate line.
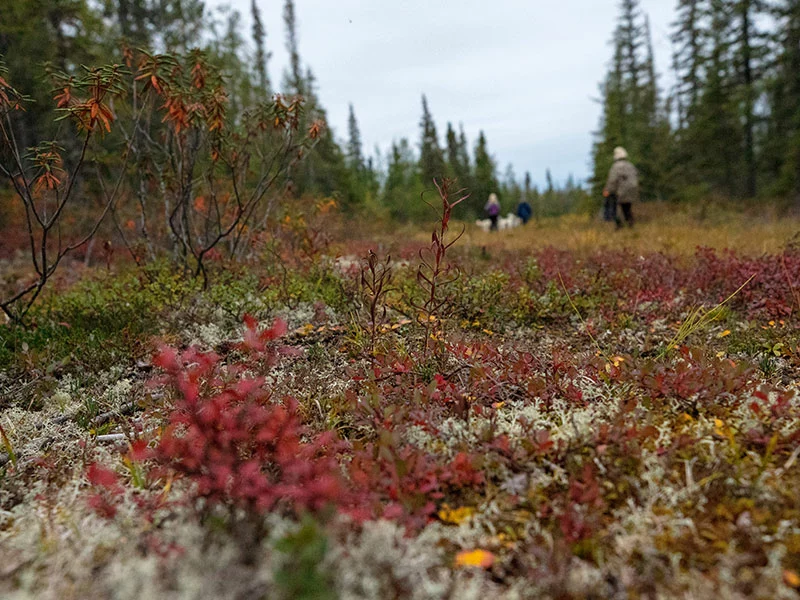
[217, 1, 677, 187]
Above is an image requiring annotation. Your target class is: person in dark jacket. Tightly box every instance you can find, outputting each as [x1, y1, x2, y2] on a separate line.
[603, 147, 639, 228]
[516, 200, 532, 224]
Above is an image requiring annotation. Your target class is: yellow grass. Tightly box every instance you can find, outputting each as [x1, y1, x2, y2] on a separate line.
[400, 202, 800, 256]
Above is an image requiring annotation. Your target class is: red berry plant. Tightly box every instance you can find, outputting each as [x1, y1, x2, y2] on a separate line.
[105, 315, 352, 558]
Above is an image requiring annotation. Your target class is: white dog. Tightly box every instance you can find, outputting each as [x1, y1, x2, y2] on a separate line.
[498, 213, 522, 230]
[475, 218, 492, 232]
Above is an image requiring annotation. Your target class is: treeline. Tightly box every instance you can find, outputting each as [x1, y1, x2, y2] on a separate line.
[592, 0, 800, 206]
[0, 0, 584, 221]
[379, 96, 589, 221]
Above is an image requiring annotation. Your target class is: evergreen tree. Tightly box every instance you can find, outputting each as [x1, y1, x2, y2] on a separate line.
[670, 0, 708, 190]
[524, 171, 538, 220]
[0, 0, 104, 146]
[472, 131, 498, 216]
[592, 42, 626, 198]
[730, 0, 769, 197]
[543, 168, 556, 212]
[502, 164, 522, 208]
[157, 0, 205, 52]
[445, 122, 471, 192]
[418, 95, 447, 187]
[695, 0, 743, 197]
[282, 0, 303, 96]
[458, 124, 471, 175]
[251, 0, 271, 94]
[347, 103, 364, 172]
[212, 8, 254, 119]
[592, 0, 670, 201]
[383, 138, 424, 220]
[671, 0, 706, 127]
[114, 0, 152, 47]
[763, 0, 800, 202]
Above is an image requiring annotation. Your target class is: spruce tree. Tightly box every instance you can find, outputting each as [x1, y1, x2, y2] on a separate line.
[730, 0, 769, 198]
[457, 124, 471, 176]
[418, 95, 447, 187]
[383, 139, 424, 220]
[592, 0, 670, 201]
[251, 0, 271, 95]
[695, 0, 743, 197]
[502, 164, 522, 208]
[524, 171, 537, 220]
[764, 0, 800, 202]
[670, 0, 708, 190]
[282, 0, 303, 96]
[347, 103, 364, 173]
[671, 0, 706, 127]
[472, 131, 498, 216]
[592, 42, 626, 198]
[445, 122, 471, 193]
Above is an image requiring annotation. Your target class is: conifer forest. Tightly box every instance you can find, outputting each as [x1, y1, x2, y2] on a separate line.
[3, 1, 800, 598]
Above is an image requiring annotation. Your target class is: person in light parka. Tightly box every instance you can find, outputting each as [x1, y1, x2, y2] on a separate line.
[603, 146, 639, 228]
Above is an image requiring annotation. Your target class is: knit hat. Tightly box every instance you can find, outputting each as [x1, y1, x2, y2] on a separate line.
[613, 147, 628, 161]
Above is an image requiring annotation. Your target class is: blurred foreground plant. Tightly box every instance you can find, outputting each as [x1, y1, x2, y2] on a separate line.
[0, 59, 129, 323]
[0, 48, 322, 323]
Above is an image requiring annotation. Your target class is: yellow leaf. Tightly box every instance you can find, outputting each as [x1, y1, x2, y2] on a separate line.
[295, 323, 315, 336]
[784, 569, 800, 588]
[455, 549, 495, 568]
[438, 505, 476, 525]
[717, 329, 731, 338]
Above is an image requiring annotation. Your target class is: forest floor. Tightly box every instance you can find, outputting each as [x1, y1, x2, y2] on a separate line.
[2, 203, 800, 599]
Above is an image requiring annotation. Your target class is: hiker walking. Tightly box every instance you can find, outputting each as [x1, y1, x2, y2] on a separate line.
[484, 193, 501, 231]
[516, 199, 533, 224]
[603, 147, 639, 228]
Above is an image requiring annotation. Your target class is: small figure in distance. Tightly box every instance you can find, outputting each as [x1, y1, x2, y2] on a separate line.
[603, 146, 638, 229]
[484, 192, 501, 232]
[516, 199, 533, 224]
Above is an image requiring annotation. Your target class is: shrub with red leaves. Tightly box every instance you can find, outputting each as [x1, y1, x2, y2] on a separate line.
[153, 315, 348, 520]
[86, 462, 124, 518]
[349, 440, 484, 531]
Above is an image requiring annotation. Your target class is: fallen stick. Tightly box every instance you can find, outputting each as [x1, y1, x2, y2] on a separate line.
[95, 433, 127, 443]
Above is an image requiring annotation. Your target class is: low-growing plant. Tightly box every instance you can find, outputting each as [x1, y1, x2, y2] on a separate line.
[151, 315, 349, 557]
